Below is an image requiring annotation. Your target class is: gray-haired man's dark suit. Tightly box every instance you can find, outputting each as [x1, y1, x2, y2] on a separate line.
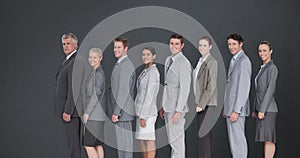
[54, 52, 82, 158]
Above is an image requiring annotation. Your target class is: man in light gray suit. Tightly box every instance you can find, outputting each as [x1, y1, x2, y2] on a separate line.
[111, 37, 135, 158]
[160, 33, 191, 158]
[223, 33, 251, 158]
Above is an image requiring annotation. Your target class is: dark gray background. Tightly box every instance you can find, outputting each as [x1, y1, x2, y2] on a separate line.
[1, 0, 299, 157]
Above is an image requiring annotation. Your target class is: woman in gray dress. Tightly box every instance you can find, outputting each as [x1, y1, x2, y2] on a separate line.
[252, 41, 278, 158]
[135, 47, 160, 158]
[83, 48, 106, 158]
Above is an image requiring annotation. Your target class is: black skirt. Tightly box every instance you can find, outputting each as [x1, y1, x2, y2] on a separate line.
[82, 120, 105, 146]
[255, 112, 277, 143]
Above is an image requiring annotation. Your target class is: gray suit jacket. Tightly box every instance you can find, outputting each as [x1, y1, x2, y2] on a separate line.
[162, 52, 192, 113]
[111, 56, 136, 121]
[253, 60, 278, 113]
[135, 64, 159, 119]
[224, 51, 251, 116]
[195, 55, 218, 109]
[84, 66, 106, 121]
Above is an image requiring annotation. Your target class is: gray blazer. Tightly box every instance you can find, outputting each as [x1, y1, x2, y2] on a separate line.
[195, 55, 218, 109]
[135, 64, 159, 119]
[111, 56, 136, 121]
[224, 51, 251, 116]
[253, 60, 278, 113]
[162, 52, 192, 113]
[84, 66, 106, 121]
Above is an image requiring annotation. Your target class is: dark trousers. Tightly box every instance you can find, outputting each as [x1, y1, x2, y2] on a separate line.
[63, 117, 81, 158]
[198, 108, 213, 158]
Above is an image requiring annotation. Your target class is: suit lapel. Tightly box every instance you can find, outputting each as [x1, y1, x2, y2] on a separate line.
[112, 56, 128, 79]
[257, 60, 273, 81]
[56, 52, 77, 78]
[228, 51, 244, 77]
[197, 55, 212, 78]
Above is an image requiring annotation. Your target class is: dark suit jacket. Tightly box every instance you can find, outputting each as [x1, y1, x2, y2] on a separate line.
[253, 60, 278, 113]
[54, 52, 79, 117]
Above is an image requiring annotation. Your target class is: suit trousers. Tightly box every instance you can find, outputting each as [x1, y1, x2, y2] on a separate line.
[198, 108, 213, 158]
[115, 121, 133, 158]
[165, 112, 186, 158]
[226, 117, 248, 158]
[63, 117, 81, 158]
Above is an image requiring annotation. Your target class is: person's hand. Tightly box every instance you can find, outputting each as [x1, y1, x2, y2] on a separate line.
[196, 106, 203, 112]
[140, 118, 147, 128]
[222, 111, 226, 118]
[252, 112, 257, 118]
[83, 114, 89, 124]
[159, 107, 165, 119]
[230, 112, 239, 122]
[258, 112, 265, 120]
[172, 112, 181, 124]
[63, 112, 71, 122]
[112, 114, 119, 123]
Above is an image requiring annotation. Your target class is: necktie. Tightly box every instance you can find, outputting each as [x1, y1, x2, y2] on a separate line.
[166, 58, 173, 73]
[62, 59, 67, 65]
[228, 57, 235, 74]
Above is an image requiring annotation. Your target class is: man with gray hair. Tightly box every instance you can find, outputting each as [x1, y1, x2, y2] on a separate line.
[54, 33, 82, 158]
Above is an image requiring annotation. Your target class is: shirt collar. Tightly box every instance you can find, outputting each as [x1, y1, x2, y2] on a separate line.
[232, 50, 243, 61]
[66, 50, 77, 60]
[117, 55, 128, 63]
[171, 52, 182, 61]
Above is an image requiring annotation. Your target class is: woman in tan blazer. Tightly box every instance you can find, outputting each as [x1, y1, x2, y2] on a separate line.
[194, 36, 218, 158]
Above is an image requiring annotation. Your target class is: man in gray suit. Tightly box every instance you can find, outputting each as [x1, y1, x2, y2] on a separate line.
[111, 37, 135, 158]
[160, 33, 191, 158]
[223, 33, 251, 158]
[54, 33, 83, 158]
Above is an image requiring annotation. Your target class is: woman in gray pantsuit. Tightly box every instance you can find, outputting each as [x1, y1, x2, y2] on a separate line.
[252, 41, 278, 158]
[135, 47, 160, 158]
[83, 48, 106, 158]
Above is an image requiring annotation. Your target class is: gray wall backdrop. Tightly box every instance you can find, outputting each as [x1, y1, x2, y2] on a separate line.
[1, 0, 299, 157]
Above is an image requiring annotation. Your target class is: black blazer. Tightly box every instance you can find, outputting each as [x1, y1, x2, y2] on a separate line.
[54, 53, 79, 117]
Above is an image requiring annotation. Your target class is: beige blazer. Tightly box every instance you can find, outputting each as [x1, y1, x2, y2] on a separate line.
[195, 55, 218, 109]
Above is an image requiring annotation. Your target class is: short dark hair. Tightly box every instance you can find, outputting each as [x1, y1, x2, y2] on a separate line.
[259, 40, 272, 50]
[143, 46, 156, 55]
[199, 36, 212, 46]
[169, 33, 184, 44]
[114, 37, 129, 48]
[61, 33, 78, 43]
[227, 33, 244, 44]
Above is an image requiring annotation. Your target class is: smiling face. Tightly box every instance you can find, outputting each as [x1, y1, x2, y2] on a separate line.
[62, 37, 77, 55]
[169, 38, 184, 56]
[142, 49, 156, 65]
[259, 44, 272, 64]
[199, 39, 212, 57]
[114, 41, 128, 59]
[88, 51, 102, 69]
[227, 38, 243, 55]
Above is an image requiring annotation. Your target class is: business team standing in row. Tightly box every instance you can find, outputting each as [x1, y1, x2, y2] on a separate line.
[54, 32, 279, 158]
